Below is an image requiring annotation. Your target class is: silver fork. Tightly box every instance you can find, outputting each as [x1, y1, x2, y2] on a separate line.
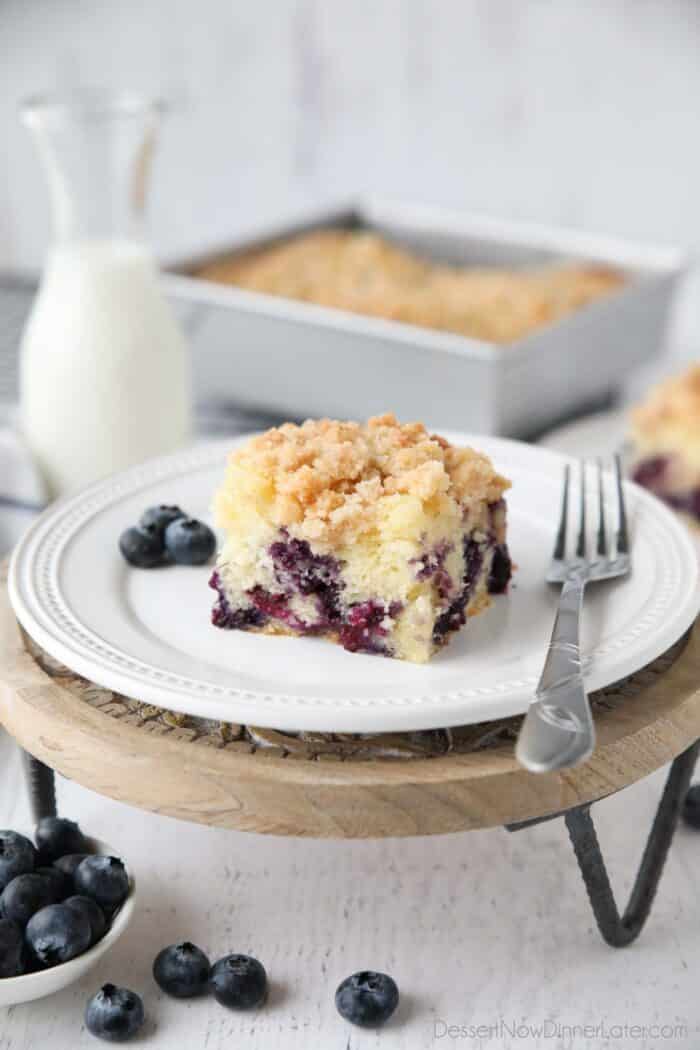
[515, 455, 631, 773]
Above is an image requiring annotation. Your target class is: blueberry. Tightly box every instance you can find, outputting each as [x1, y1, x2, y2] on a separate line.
[64, 896, 108, 946]
[153, 941, 210, 998]
[164, 518, 216, 566]
[335, 970, 399, 1028]
[139, 504, 185, 535]
[36, 866, 73, 902]
[25, 902, 91, 967]
[0, 918, 24, 977]
[209, 953, 267, 1009]
[682, 783, 700, 829]
[53, 853, 91, 881]
[85, 984, 145, 1043]
[35, 817, 88, 865]
[75, 856, 130, 910]
[0, 830, 36, 891]
[119, 524, 169, 569]
[1, 873, 56, 927]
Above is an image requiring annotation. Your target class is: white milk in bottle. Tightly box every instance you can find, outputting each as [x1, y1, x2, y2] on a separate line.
[20, 93, 191, 497]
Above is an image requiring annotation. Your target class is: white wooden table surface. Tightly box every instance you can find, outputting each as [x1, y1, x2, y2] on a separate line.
[0, 731, 699, 1050]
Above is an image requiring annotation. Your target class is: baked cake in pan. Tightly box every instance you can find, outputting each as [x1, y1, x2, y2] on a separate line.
[196, 229, 624, 345]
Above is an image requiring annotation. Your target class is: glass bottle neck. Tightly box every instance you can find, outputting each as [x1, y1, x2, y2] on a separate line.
[22, 92, 164, 246]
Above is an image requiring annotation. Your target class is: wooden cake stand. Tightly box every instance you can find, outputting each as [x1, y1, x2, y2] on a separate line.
[1, 561, 699, 947]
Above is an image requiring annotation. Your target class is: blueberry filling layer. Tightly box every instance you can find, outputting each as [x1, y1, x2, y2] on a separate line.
[269, 532, 343, 623]
[432, 537, 484, 645]
[633, 456, 700, 520]
[632, 455, 669, 491]
[412, 541, 454, 600]
[209, 537, 402, 655]
[211, 523, 511, 656]
[488, 544, 512, 594]
[209, 572, 266, 630]
[338, 601, 402, 656]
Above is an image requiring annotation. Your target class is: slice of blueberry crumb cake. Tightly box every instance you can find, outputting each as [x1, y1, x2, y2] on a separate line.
[631, 364, 700, 525]
[209, 413, 512, 662]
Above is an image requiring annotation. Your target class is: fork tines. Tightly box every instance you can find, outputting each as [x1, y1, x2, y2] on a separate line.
[552, 455, 629, 566]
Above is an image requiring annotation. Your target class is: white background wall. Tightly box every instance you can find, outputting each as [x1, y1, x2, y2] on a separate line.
[2, 0, 700, 350]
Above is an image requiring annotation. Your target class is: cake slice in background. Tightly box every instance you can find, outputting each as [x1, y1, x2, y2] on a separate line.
[210, 413, 511, 663]
[630, 363, 700, 524]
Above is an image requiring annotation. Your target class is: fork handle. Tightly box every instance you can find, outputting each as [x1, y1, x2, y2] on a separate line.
[516, 577, 596, 773]
[538, 576, 586, 695]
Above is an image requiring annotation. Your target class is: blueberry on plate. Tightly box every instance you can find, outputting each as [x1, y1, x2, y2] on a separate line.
[682, 784, 700, 829]
[0, 918, 24, 977]
[36, 865, 73, 902]
[335, 970, 399, 1028]
[164, 518, 216, 566]
[139, 504, 185, 535]
[25, 902, 91, 967]
[53, 853, 91, 881]
[0, 830, 36, 891]
[209, 953, 267, 1009]
[85, 984, 145, 1043]
[153, 941, 210, 998]
[64, 896, 108, 946]
[119, 524, 169, 569]
[75, 856, 130, 910]
[0, 872, 56, 927]
[35, 817, 88, 865]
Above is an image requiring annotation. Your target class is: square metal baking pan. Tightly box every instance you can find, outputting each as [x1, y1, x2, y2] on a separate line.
[164, 197, 686, 437]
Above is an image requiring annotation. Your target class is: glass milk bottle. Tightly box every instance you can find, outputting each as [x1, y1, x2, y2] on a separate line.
[19, 92, 191, 498]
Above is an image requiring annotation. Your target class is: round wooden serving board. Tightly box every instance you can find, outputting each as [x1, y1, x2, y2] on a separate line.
[2, 562, 700, 837]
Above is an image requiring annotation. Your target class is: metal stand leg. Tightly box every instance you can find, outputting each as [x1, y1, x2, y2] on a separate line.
[564, 740, 700, 947]
[22, 751, 57, 823]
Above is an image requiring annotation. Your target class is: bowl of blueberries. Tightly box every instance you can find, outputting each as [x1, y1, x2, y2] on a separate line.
[0, 817, 134, 1007]
[0, 817, 401, 1037]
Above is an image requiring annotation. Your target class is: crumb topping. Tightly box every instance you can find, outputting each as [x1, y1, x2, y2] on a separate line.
[632, 364, 700, 445]
[196, 229, 625, 345]
[215, 413, 510, 541]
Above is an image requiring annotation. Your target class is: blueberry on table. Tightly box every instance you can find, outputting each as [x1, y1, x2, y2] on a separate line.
[335, 970, 399, 1028]
[0, 873, 56, 927]
[0, 830, 36, 891]
[682, 783, 700, 829]
[64, 896, 108, 946]
[164, 517, 216, 566]
[85, 984, 145, 1043]
[53, 853, 91, 880]
[209, 953, 267, 1009]
[119, 524, 169, 569]
[153, 941, 210, 998]
[0, 918, 24, 977]
[35, 817, 88, 865]
[25, 902, 91, 967]
[75, 856, 130, 910]
[139, 504, 185, 535]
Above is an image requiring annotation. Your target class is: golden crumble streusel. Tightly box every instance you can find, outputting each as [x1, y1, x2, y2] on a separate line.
[631, 365, 700, 446]
[214, 413, 510, 544]
[195, 229, 625, 345]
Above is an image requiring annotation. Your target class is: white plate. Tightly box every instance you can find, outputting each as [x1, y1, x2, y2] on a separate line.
[9, 435, 700, 733]
[539, 409, 628, 459]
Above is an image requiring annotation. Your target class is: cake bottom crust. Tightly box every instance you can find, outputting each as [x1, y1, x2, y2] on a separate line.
[236, 585, 495, 647]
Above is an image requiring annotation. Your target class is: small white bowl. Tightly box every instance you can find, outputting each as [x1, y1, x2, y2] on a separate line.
[0, 837, 135, 1007]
